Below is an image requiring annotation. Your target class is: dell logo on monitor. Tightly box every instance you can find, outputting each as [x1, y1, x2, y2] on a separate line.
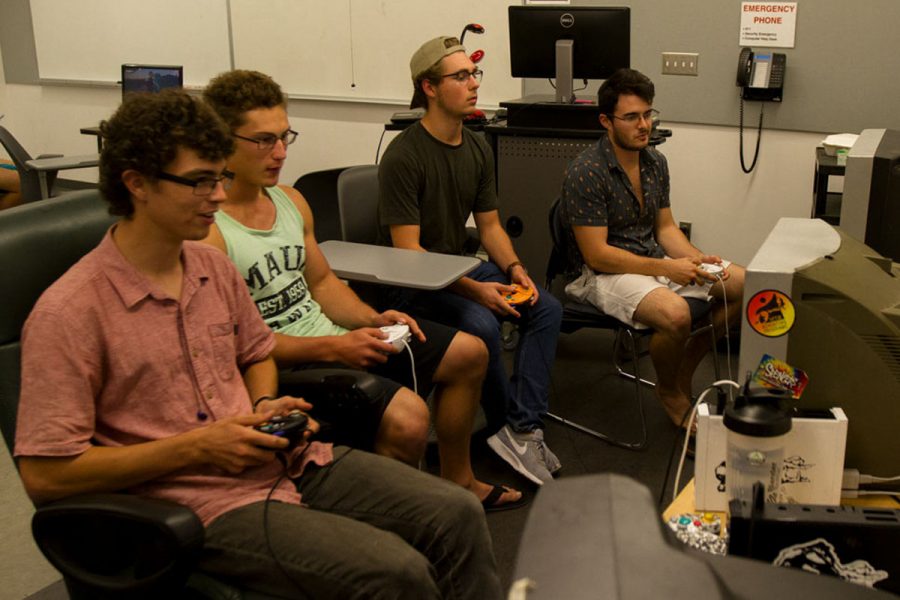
[560, 13, 575, 28]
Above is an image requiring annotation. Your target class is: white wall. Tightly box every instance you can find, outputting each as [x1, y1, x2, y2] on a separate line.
[1, 78, 827, 267]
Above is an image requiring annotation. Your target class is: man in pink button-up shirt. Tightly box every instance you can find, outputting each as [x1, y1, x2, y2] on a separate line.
[14, 91, 501, 600]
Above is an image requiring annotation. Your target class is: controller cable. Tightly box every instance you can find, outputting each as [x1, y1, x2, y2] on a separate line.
[400, 339, 418, 396]
[667, 380, 741, 505]
[259, 439, 358, 598]
[260, 442, 312, 599]
[657, 270, 735, 507]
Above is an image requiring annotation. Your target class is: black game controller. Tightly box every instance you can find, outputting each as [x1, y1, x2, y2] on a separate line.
[254, 410, 309, 449]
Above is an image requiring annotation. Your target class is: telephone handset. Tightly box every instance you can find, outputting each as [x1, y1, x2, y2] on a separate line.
[736, 47, 786, 102]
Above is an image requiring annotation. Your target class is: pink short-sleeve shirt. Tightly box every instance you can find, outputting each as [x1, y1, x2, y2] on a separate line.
[15, 230, 332, 525]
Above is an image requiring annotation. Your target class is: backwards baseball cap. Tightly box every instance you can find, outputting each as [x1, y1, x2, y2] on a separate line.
[409, 36, 466, 109]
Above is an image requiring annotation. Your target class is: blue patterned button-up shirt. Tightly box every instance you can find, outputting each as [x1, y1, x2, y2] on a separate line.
[559, 134, 671, 272]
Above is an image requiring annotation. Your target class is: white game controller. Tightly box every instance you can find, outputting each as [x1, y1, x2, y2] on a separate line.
[699, 263, 725, 277]
[379, 324, 411, 352]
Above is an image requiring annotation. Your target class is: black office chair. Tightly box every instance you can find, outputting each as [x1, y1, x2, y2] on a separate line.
[0, 189, 373, 600]
[293, 166, 352, 243]
[544, 197, 719, 450]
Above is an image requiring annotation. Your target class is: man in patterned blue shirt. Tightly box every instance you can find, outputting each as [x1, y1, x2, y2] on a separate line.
[559, 69, 744, 428]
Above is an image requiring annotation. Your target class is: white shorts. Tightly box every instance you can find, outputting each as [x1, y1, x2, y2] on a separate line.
[565, 258, 731, 329]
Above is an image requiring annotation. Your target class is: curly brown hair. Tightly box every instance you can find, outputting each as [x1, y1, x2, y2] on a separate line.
[99, 90, 233, 217]
[203, 69, 286, 131]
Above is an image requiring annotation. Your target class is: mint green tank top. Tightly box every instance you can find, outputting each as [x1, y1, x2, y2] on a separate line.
[214, 186, 347, 338]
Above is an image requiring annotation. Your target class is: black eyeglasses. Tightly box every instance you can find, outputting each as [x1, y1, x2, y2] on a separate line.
[157, 172, 228, 196]
[607, 108, 660, 126]
[233, 129, 298, 152]
[440, 68, 483, 84]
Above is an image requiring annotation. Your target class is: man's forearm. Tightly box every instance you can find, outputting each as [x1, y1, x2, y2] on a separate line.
[479, 226, 521, 275]
[656, 223, 701, 260]
[585, 244, 670, 277]
[241, 356, 279, 406]
[19, 434, 204, 505]
[310, 274, 380, 330]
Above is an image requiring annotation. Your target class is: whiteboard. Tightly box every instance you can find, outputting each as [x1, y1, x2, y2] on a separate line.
[30, 0, 232, 86]
[230, 0, 522, 106]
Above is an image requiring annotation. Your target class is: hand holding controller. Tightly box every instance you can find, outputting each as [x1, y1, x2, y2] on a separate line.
[379, 324, 411, 352]
[504, 284, 535, 306]
[699, 263, 724, 277]
[254, 410, 309, 450]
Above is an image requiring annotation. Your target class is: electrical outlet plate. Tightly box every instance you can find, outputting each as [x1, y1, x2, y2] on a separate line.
[662, 52, 699, 76]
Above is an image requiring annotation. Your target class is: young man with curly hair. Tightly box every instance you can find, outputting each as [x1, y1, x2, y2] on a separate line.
[14, 90, 503, 599]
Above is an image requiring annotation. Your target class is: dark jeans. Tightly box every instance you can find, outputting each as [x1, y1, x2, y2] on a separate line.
[389, 261, 562, 433]
[200, 448, 503, 599]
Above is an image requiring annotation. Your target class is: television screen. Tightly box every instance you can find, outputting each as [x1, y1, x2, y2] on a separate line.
[121, 64, 183, 98]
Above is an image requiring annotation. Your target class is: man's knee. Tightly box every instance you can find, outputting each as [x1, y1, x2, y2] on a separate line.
[534, 289, 563, 325]
[638, 293, 692, 338]
[365, 551, 440, 599]
[459, 304, 502, 346]
[435, 332, 488, 383]
[377, 388, 428, 464]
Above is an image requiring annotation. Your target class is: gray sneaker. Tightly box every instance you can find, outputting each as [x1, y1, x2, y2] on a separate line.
[487, 425, 554, 485]
[533, 429, 562, 475]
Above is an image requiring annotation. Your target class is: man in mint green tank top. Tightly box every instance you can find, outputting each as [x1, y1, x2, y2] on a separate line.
[202, 69, 523, 511]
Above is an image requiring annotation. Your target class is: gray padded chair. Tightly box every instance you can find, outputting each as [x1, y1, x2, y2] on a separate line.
[0, 189, 333, 600]
[336, 164, 380, 244]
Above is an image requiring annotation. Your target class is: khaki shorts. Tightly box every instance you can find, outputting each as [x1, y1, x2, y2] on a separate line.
[565, 259, 731, 329]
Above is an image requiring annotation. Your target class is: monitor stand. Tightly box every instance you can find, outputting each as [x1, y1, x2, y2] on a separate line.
[555, 39, 575, 104]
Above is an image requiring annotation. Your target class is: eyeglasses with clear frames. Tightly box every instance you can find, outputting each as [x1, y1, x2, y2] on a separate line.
[233, 129, 299, 152]
[157, 171, 229, 196]
[440, 68, 483, 84]
[607, 108, 660, 126]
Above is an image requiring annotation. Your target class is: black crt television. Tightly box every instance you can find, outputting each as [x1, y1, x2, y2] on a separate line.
[508, 6, 630, 103]
[121, 64, 184, 99]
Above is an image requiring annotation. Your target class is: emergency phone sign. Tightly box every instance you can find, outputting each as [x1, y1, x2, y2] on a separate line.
[740, 2, 797, 48]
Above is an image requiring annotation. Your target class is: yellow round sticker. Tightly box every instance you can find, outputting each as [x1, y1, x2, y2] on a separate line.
[746, 289, 795, 337]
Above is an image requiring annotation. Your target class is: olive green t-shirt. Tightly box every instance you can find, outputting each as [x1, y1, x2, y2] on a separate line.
[377, 121, 497, 255]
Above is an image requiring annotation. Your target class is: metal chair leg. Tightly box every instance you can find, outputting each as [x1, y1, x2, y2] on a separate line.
[546, 325, 648, 450]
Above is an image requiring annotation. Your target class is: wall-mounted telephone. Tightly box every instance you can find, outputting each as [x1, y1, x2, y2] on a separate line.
[736, 48, 786, 102]
[736, 48, 787, 173]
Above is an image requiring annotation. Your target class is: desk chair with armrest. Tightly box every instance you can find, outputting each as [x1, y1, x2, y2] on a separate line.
[0, 189, 378, 600]
[544, 197, 720, 450]
[0, 126, 99, 202]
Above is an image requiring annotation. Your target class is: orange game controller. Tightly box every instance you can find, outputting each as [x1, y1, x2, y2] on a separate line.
[504, 284, 535, 305]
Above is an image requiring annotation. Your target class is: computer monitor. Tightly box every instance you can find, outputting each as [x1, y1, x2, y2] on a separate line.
[508, 6, 630, 103]
[121, 64, 183, 99]
[840, 129, 900, 261]
[738, 217, 900, 477]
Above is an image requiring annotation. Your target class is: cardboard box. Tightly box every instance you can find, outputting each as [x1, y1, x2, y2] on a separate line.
[695, 404, 847, 512]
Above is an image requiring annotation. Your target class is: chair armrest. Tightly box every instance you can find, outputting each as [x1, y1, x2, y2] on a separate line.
[25, 153, 100, 172]
[279, 367, 382, 400]
[32, 493, 204, 598]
